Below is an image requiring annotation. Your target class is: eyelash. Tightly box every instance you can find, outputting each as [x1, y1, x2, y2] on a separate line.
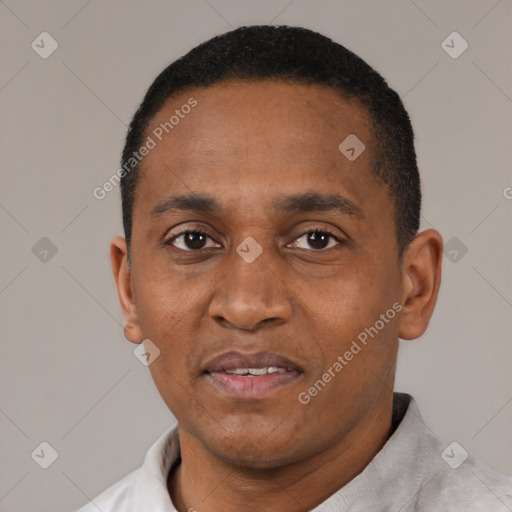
[164, 228, 344, 251]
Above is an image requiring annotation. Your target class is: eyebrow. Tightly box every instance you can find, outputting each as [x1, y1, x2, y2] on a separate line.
[150, 192, 363, 219]
[151, 194, 221, 217]
[276, 192, 363, 219]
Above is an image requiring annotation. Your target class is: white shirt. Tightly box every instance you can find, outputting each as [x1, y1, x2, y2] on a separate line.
[76, 393, 512, 511]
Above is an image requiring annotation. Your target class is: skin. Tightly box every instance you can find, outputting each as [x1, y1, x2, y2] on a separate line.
[111, 80, 443, 512]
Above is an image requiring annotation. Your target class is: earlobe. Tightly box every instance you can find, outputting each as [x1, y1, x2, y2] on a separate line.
[123, 305, 143, 345]
[110, 236, 143, 345]
[398, 229, 443, 341]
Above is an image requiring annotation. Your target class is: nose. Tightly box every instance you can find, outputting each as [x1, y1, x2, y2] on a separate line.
[208, 246, 293, 332]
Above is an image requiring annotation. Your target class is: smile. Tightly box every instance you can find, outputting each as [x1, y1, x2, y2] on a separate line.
[203, 351, 303, 399]
[224, 367, 288, 376]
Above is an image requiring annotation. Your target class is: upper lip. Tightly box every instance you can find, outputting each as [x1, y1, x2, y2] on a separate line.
[203, 351, 303, 373]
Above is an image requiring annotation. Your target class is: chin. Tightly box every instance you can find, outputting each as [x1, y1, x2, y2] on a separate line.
[201, 426, 305, 470]
[219, 444, 296, 470]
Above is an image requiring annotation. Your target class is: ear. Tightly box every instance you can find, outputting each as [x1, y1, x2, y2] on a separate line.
[398, 229, 443, 340]
[110, 236, 143, 344]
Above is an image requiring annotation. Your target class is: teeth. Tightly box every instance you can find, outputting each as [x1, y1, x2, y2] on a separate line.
[225, 368, 250, 375]
[267, 367, 286, 374]
[224, 367, 287, 376]
[248, 367, 268, 375]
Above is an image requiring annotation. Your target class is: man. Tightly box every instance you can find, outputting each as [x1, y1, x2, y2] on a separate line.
[78, 25, 512, 511]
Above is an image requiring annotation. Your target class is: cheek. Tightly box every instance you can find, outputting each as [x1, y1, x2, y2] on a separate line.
[132, 278, 191, 384]
[302, 285, 399, 413]
[133, 263, 206, 336]
[131, 267, 212, 391]
[301, 262, 401, 364]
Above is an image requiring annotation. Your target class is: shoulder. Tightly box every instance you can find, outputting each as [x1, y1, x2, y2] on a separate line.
[415, 437, 512, 511]
[74, 467, 141, 512]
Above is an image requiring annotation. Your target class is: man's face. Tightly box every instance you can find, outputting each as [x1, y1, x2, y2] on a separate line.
[127, 80, 404, 466]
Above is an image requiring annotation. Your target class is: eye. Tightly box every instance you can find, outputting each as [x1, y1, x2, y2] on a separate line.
[290, 229, 342, 251]
[166, 230, 221, 251]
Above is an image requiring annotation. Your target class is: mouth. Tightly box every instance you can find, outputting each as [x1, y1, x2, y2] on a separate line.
[202, 351, 303, 399]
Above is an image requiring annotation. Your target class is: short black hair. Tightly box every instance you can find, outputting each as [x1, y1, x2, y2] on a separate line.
[120, 25, 421, 259]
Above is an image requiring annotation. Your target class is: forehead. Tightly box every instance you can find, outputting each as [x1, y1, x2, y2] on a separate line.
[135, 80, 387, 217]
[147, 79, 374, 157]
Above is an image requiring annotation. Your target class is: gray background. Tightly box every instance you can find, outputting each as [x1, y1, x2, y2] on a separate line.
[1, 1, 511, 511]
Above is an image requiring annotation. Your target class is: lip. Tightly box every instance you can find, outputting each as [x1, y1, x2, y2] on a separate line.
[203, 351, 303, 400]
[203, 350, 302, 373]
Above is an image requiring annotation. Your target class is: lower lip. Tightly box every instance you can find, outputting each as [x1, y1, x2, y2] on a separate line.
[205, 371, 301, 399]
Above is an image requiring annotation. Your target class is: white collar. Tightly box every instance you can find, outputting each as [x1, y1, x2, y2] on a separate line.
[131, 393, 424, 511]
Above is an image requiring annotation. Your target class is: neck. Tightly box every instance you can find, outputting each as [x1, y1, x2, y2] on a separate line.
[169, 392, 394, 512]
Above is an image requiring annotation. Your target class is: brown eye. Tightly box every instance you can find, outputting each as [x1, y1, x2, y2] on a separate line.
[167, 231, 221, 251]
[291, 230, 341, 250]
